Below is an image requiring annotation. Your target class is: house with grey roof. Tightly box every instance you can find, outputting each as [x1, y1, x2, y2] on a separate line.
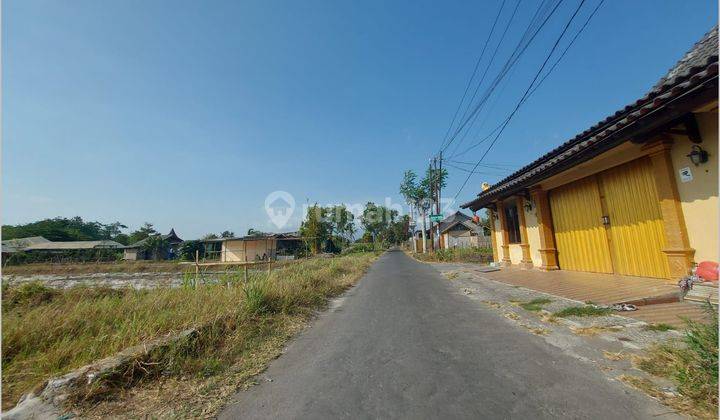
[123, 229, 183, 260]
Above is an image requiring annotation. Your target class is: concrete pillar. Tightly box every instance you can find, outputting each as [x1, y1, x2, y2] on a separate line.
[515, 196, 534, 269]
[644, 138, 694, 280]
[495, 200, 511, 265]
[529, 187, 559, 270]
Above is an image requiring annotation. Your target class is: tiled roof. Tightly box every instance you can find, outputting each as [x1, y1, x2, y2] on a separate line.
[462, 26, 719, 210]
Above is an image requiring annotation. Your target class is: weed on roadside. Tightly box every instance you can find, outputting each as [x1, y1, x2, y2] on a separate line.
[642, 323, 676, 332]
[634, 303, 718, 417]
[518, 298, 552, 312]
[554, 305, 612, 318]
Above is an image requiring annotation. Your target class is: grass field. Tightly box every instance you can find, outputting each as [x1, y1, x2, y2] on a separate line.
[2, 253, 378, 414]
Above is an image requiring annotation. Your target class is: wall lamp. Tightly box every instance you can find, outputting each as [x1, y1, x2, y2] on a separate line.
[523, 199, 535, 213]
[687, 145, 709, 166]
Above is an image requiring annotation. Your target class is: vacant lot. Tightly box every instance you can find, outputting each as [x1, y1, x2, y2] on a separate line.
[3, 260, 191, 276]
[2, 253, 378, 414]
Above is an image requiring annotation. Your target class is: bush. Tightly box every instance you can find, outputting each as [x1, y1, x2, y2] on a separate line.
[2, 282, 58, 310]
[553, 305, 613, 317]
[413, 247, 493, 263]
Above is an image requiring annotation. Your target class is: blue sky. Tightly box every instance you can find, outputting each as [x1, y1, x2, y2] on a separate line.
[3, 0, 716, 239]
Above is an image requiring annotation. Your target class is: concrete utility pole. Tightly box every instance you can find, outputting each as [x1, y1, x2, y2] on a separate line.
[427, 162, 435, 252]
[420, 204, 428, 253]
[437, 152, 442, 250]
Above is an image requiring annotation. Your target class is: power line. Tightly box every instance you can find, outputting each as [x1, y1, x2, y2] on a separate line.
[437, 0, 507, 153]
[441, 0, 524, 154]
[445, 162, 511, 175]
[442, 0, 565, 153]
[449, 0, 604, 160]
[452, 0, 598, 202]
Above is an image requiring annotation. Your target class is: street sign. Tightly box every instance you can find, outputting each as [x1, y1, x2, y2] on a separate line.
[429, 214, 443, 222]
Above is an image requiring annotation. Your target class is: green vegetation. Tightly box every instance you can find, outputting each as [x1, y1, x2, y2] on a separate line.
[553, 305, 613, 318]
[413, 247, 493, 263]
[643, 323, 676, 332]
[518, 298, 552, 312]
[636, 304, 718, 417]
[2, 217, 128, 243]
[1, 253, 377, 411]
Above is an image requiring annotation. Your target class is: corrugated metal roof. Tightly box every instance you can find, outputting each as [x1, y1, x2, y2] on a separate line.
[462, 26, 719, 210]
[23, 240, 124, 251]
[124, 229, 183, 249]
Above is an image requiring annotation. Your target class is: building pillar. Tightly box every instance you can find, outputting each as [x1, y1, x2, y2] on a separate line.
[643, 138, 694, 280]
[515, 196, 534, 269]
[529, 187, 559, 270]
[495, 200, 511, 266]
[488, 209, 499, 263]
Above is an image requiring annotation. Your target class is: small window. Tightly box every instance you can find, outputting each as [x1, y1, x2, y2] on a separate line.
[505, 204, 521, 244]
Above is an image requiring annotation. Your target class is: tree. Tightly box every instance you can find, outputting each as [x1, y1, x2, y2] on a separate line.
[2, 217, 129, 243]
[327, 205, 355, 246]
[128, 222, 158, 244]
[203, 233, 219, 240]
[179, 240, 204, 261]
[142, 235, 169, 260]
[299, 204, 330, 254]
[220, 230, 235, 238]
[399, 170, 431, 252]
[360, 202, 397, 243]
[247, 228, 266, 237]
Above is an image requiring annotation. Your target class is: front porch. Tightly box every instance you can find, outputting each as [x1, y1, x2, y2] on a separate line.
[477, 266, 712, 327]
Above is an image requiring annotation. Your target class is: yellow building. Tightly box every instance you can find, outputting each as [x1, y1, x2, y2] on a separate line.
[462, 27, 718, 282]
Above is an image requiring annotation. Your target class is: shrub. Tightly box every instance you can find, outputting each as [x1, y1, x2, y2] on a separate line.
[553, 305, 612, 318]
[519, 298, 552, 312]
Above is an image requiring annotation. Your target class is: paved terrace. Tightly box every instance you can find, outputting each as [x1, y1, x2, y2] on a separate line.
[454, 265, 710, 327]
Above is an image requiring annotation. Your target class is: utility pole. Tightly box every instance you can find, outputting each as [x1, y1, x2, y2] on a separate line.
[437, 151, 443, 250]
[428, 161, 435, 251]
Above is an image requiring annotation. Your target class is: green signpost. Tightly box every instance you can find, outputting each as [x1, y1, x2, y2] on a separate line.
[429, 214, 443, 222]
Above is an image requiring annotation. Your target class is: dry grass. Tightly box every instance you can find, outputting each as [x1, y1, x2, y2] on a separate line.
[443, 271, 459, 280]
[619, 375, 715, 419]
[569, 326, 623, 336]
[3, 260, 192, 276]
[2, 253, 377, 413]
[633, 304, 718, 418]
[603, 350, 628, 361]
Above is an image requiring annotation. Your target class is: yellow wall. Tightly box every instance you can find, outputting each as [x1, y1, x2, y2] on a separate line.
[493, 216, 506, 261]
[509, 244, 523, 264]
[523, 203, 543, 267]
[221, 239, 277, 262]
[671, 110, 718, 263]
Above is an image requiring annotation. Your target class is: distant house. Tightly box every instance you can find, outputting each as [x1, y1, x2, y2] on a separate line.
[123, 229, 183, 261]
[437, 211, 490, 249]
[201, 232, 303, 262]
[1, 236, 51, 255]
[1, 236, 123, 254]
[1, 236, 124, 262]
[23, 240, 124, 252]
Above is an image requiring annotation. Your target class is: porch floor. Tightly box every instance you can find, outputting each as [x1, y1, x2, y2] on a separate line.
[478, 266, 710, 327]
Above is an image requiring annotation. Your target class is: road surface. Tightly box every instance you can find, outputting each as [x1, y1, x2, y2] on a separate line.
[220, 249, 676, 419]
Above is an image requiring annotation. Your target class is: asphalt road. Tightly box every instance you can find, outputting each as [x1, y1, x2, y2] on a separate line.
[219, 250, 676, 419]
